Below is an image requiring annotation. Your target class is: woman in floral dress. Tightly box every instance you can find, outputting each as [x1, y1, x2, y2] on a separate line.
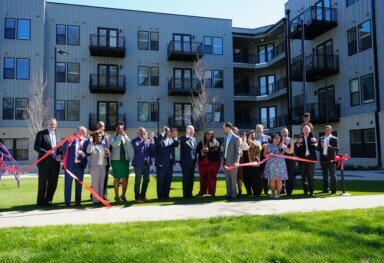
[263, 134, 294, 198]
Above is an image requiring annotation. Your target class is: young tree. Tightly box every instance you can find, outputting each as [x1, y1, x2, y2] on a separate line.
[25, 72, 51, 136]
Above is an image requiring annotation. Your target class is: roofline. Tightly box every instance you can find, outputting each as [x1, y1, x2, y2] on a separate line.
[47, 2, 232, 22]
[232, 18, 285, 37]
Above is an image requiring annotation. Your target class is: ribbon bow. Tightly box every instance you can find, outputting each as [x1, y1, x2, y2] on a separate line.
[334, 154, 349, 171]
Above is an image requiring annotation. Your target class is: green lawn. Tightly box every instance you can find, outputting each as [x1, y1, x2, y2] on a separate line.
[0, 208, 383, 262]
[0, 173, 383, 212]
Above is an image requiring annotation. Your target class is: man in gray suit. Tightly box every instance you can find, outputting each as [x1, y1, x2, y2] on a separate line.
[223, 122, 241, 199]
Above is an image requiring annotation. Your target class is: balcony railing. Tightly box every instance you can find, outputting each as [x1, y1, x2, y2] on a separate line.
[167, 40, 203, 61]
[89, 114, 126, 131]
[233, 41, 286, 64]
[291, 53, 339, 82]
[290, 6, 337, 40]
[290, 103, 340, 124]
[168, 77, 201, 96]
[89, 34, 126, 57]
[168, 115, 201, 131]
[234, 77, 287, 97]
[236, 115, 288, 130]
[89, 74, 126, 94]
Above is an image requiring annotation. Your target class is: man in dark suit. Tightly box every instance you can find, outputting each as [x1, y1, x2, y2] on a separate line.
[295, 124, 318, 196]
[34, 118, 62, 207]
[255, 124, 271, 195]
[179, 125, 197, 199]
[318, 125, 339, 194]
[155, 126, 179, 200]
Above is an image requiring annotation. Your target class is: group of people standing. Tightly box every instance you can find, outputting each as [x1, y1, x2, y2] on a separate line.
[34, 113, 339, 208]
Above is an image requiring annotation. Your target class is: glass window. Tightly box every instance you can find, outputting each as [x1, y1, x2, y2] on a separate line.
[361, 74, 375, 104]
[138, 31, 149, 50]
[349, 78, 360, 106]
[4, 57, 15, 79]
[138, 66, 149, 86]
[4, 18, 16, 39]
[346, 0, 356, 8]
[212, 104, 224, 122]
[213, 37, 223, 55]
[67, 62, 80, 83]
[16, 58, 30, 80]
[56, 100, 66, 121]
[204, 70, 212, 88]
[15, 138, 29, 160]
[56, 24, 66, 45]
[151, 102, 159, 122]
[3, 97, 14, 120]
[347, 27, 357, 56]
[17, 19, 30, 40]
[204, 36, 212, 54]
[56, 62, 66, 82]
[150, 67, 159, 86]
[67, 25, 80, 45]
[213, 70, 223, 88]
[15, 98, 29, 120]
[67, 100, 80, 121]
[358, 20, 372, 52]
[350, 129, 376, 158]
[150, 32, 159, 51]
[138, 102, 149, 122]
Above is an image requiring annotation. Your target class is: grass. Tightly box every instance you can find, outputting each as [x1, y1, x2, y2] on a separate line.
[0, 208, 383, 262]
[0, 172, 383, 212]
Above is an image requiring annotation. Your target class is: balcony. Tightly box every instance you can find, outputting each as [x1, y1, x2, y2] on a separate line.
[168, 115, 201, 131]
[236, 115, 288, 130]
[168, 77, 201, 96]
[89, 34, 126, 57]
[167, 41, 203, 61]
[234, 77, 287, 99]
[291, 53, 339, 82]
[88, 113, 126, 131]
[89, 74, 126, 94]
[290, 103, 340, 125]
[290, 6, 337, 40]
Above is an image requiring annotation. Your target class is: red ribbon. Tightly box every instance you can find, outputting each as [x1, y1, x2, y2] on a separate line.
[334, 154, 349, 171]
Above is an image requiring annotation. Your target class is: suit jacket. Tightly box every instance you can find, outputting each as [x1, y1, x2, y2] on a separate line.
[34, 129, 62, 163]
[86, 142, 108, 168]
[179, 135, 197, 166]
[110, 134, 131, 161]
[131, 136, 155, 166]
[154, 134, 179, 166]
[196, 139, 221, 163]
[318, 135, 339, 162]
[295, 134, 318, 161]
[61, 138, 89, 169]
[223, 133, 241, 166]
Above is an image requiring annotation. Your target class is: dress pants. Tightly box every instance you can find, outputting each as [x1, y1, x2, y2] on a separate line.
[224, 165, 238, 198]
[285, 159, 296, 195]
[181, 164, 195, 198]
[301, 162, 315, 194]
[156, 163, 173, 199]
[134, 163, 150, 200]
[244, 166, 262, 196]
[321, 160, 337, 193]
[65, 163, 85, 204]
[90, 165, 106, 203]
[37, 158, 61, 206]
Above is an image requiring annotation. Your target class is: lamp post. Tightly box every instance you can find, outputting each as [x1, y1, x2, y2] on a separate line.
[156, 97, 161, 134]
[53, 47, 69, 119]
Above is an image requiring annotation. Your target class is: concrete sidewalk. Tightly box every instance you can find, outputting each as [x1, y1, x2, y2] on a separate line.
[1, 195, 383, 228]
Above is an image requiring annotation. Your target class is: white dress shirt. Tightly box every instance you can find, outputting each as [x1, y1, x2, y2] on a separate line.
[323, 135, 331, 156]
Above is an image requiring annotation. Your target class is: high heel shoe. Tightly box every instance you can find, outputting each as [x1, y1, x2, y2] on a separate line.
[114, 196, 120, 204]
[120, 195, 127, 202]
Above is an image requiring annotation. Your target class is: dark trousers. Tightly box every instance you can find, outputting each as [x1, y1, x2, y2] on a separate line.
[300, 162, 315, 194]
[103, 162, 110, 198]
[156, 164, 173, 199]
[243, 166, 262, 196]
[181, 164, 195, 198]
[260, 162, 270, 194]
[321, 160, 337, 193]
[37, 159, 60, 206]
[285, 160, 296, 195]
[64, 163, 85, 204]
[134, 163, 150, 200]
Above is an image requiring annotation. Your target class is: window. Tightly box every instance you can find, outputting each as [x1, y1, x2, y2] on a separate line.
[260, 106, 277, 128]
[206, 104, 224, 122]
[16, 59, 30, 80]
[151, 102, 159, 122]
[56, 24, 66, 45]
[138, 66, 149, 86]
[150, 32, 159, 51]
[212, 37, 223, 55]
[361, 74, 375, 104]
[204, 70, 212, 88]
[150, 67, 159, 86]
[346, 0, 357, 7]
[138, 31, 149, 50]
[259, 75, 276, 95]
[56, 62, 66, 82]
[0, 138, 29, 160]
[350, 129, 376, 158]
[347, 27, 357, 56]
[3, 98, 14, 120]
[204, 36, 212, 54]
[213, 70, 223, 88]
[67, 25, 80, 45]
[358, 21, 372, 52]
[4, 18, 16, 39]
[4, 57, 15, 79]
[67, 62, 80, 83]
[67, 100, 80, 121]
[56, 100, 66, 121]
[138, 102, 149, 122]
[15, 98, 28, 120]
[349, 78, 360, 106]
[17, 19, 30, 40]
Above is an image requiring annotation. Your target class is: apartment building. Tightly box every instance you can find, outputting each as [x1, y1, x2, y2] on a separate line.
[285, 0, 384, 167]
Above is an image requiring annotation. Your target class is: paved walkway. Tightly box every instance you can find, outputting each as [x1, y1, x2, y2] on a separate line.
[1, 195, 383, 228]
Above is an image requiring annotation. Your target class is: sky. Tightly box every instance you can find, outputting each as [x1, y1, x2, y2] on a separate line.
[49, 0, 287, 28]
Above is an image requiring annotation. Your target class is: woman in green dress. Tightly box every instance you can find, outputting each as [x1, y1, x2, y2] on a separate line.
[110, 122, 131, 203]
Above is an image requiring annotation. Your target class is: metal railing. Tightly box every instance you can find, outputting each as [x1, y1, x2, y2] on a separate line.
[233, 41, 286, 64]
[89, 34, 125, 48]
[234, 77, 287, 96]
[89, 74, 126, 93]
[88, 114, 126, 131]
[290, 6, 337, 34]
